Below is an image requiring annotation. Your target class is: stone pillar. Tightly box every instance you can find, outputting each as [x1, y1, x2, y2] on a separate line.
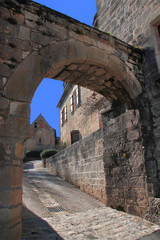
[0, 99, 30, 240]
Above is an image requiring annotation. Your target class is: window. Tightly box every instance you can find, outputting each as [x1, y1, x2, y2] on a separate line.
[71, 130, 81, 144]
[39, 137, 41, 144]
[34, 122, 37, 129]
[70, 86, 81, 114]
[61, 105, 67, 126]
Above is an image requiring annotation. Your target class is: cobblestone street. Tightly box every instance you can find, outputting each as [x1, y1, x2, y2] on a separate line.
[23, 161, 160, 240]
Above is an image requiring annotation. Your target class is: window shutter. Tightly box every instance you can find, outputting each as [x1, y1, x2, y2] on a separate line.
[73, 90, 76, 109]
[76, 87, 79, 105]
[64, 105, 67, 121]
[78, 86, 81, 105]
[70, 95, 74, 113]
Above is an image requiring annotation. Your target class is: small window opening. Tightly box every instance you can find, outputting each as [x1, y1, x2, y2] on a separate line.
[34, 122, 37, 129]
[71, 130, 81, 144]
[39, 137, 41, 144]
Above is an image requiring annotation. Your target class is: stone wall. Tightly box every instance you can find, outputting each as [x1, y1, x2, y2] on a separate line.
[46, 129, 107, 203]
[95, 0, 160, 49]
[46, 108, 154, 218]
[102, 107, 149, 217]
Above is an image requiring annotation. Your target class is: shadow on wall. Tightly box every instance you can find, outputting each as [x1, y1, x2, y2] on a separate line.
[22, 205, 63, 240]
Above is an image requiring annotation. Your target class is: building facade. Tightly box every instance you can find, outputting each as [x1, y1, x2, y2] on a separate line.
[58, 83, 109, 146]
[24, 114, 56, 154]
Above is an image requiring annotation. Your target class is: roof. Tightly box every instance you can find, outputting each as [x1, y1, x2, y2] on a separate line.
[31, 114, 55, 131]
[57, 84, 74, 108]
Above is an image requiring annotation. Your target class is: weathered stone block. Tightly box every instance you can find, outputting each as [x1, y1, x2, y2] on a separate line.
[10, 205, 22, 228]
[0, 116, 29, 138]
[16, 39, 31, 51]
[0, 208, 9, 227]
[9, 102, 30, 118]
[0, 189, 22, 206]
[0, 63, 12, 77]
[0, 95, 9, 113]
[0, 166, 22, 189]
[18, 26, 30, 41]
[24, 10, 39, 22]
[127, 129, 140, 141]
[10, 221, 22, 240]
[0, 227, 9, 240]
[0, 206, 22, 237]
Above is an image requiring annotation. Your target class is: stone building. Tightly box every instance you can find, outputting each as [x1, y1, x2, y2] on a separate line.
[57, 83, 108, 146]
[1, 0, 160, 238]
[24, 114, 56, 153]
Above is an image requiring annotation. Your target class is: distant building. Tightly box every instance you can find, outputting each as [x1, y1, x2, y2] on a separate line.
[57, 83, 109, 147]
[24, 114, 56, 153]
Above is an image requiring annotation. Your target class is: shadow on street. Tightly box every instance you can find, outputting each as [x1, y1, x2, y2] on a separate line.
[22, 205, 63, 240]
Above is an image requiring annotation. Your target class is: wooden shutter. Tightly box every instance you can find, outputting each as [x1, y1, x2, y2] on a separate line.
[70, 95, 74, 113]
[64, 105, 67, 122]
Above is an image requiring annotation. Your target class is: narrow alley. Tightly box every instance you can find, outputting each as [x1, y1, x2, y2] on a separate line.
[22, 160, 160, 240]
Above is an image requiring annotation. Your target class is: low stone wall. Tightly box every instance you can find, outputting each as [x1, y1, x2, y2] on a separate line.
[46, 129, 107, 203]
[46, 107, 159, 222]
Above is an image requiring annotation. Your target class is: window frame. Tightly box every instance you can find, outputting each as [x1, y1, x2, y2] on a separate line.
[70, 86, 81, 114]
[61, 105, 67, 127]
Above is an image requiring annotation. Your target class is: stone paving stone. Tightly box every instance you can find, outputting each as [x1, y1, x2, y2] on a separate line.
[43, 207, 160, 240]
[23, 161, 160, 240]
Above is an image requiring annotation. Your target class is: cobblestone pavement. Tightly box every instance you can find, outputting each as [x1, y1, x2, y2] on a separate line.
[23, 160, 160, 240]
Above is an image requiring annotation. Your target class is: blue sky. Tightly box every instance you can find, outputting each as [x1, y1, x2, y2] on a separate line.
[31, 0, 97, 136]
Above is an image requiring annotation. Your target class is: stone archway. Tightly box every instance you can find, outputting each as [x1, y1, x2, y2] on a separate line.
[0, 1, 144, 239]
[4, 39, 142, 103]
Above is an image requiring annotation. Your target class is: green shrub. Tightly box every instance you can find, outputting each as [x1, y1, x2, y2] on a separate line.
[26, 150, 42, 158]
[40, 149, 58, 159]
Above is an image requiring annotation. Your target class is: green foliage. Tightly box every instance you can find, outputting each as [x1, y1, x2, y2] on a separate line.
[40, 149, 58, 159]
[26, 150, 42, 158]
